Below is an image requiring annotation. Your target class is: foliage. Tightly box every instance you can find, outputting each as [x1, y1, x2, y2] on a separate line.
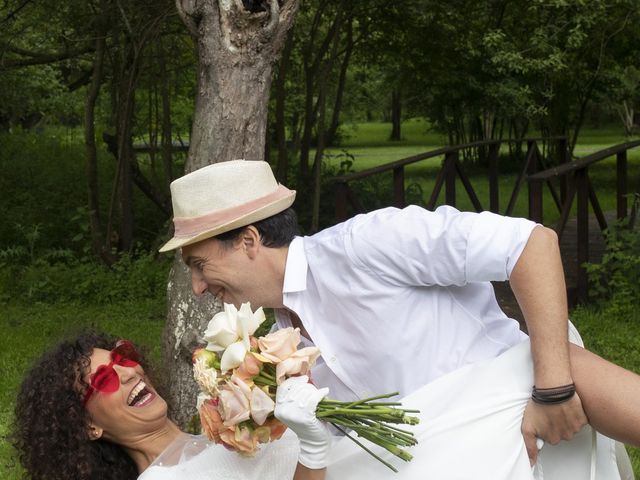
[0, 65, 84, 129]
[0, 0, 92, 129]
[0, 131, 95, 249]
[391, 0, 640, 155]
[0, 130, 169, 252]
[0, 248, 171, 305]
[584, 211, 640, 315]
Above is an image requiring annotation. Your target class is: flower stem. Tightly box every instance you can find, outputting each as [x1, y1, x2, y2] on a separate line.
[331, 425, 399, 473]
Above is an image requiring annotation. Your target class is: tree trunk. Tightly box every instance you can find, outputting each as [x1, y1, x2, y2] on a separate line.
[311, 79, 326, 233]
[166, 0, 299, 428]
[299, 62, 315, 180]
[298, 3, 343, 184]
[115, 51, 139, 252]
[618, 100, 635, 137]
[325, 16, 353, 147]
[159, 37, 174, 191]
[389, 89, 401, 141]
[85, 12, 108, 261]
[275, 29, 294, 183]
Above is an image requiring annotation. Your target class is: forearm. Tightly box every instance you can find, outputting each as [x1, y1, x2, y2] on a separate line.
[509, 225, 572, 387]
[293, 464, 326, 480]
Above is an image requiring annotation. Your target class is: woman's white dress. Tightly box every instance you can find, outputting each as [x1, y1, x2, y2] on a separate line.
[138, 430, 300, 480]
[139, 337, 626, 480]
[326, 338, 623, 480]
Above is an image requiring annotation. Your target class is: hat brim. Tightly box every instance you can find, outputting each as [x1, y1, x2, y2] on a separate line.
[158, 191, 296, 253]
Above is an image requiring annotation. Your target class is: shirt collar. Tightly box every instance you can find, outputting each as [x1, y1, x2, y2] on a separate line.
[282, 236, 308, 294]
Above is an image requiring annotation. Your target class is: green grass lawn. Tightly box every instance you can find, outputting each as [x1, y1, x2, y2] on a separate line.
[571, 305, 640, 474]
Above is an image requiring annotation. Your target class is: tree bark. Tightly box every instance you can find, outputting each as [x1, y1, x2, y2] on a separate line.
[298, 1, 340, 181]
[325, 16, 353, 147]
[107, 6, 168, 251]
[159, 37, 174, 191]
[114, 40, 139, 252]
[275, 29, 294, 183]
[311, 77, 326, 233]
[84, 8, 113, 263]
[166, 0, 299, 428]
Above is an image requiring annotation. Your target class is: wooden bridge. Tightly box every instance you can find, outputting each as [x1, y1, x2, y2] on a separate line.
[332, 137, 640, 313]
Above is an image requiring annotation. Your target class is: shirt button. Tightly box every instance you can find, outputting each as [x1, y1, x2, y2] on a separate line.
[329, 356, 336, 363]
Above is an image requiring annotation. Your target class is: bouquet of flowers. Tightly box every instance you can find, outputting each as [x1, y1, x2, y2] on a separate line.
[193, 302, 419, 472]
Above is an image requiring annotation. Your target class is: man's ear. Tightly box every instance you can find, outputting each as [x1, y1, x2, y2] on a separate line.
[87, 424, 104, 441]
[240, 226, 261, 259]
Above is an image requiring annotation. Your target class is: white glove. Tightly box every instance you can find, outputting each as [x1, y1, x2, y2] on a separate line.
[274, 375, 332, 469]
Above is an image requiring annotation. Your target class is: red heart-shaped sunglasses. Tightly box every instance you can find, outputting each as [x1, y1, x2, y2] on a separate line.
[83, 340, 141, 406]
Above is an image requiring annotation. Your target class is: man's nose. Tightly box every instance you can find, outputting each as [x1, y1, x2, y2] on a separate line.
[191, 272, 209, 297]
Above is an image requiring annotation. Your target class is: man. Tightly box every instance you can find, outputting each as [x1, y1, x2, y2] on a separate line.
[160, 159, 640, 468]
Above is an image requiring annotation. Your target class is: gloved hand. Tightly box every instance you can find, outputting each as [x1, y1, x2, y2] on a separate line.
[274, 375, 332, 469]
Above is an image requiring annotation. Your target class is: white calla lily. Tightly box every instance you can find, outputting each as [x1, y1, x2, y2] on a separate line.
[240, 303, 265, 335]
[207, 302, 267, 372]
[238, 303, 266, 350]
[220, 340, 250, 372]
[204, 303, 240, 352]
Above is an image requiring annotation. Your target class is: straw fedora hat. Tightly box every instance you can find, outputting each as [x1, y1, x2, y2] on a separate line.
[159, 160, 296, 252]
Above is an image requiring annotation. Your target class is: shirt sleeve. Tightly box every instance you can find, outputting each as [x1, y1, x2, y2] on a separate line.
[345, 205, 537, 287]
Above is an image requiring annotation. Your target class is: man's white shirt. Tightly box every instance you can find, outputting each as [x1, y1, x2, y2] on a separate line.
[275, 205, 537, 401]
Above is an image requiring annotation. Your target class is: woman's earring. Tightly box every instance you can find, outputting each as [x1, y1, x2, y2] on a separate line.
[88, 426, 103, 440]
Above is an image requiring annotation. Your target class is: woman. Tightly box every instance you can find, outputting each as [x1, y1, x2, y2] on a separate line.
[13, 332, 634, 480]
[12, 332, 325, 480]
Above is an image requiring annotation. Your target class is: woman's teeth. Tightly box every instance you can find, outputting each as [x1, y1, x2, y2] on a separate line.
[127, 381, 154, 407]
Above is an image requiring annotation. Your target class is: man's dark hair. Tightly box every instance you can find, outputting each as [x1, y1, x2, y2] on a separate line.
[216, 207, 299, 248]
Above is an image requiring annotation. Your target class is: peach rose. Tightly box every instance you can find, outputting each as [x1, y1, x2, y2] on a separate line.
[275, 346, 321, 384]
[199, 398, 224, 444]
[235, 351, 262, 381]
[261, 417, 288, 442]
[249, 386, 275, 425]
[219, 375, 251, 426]
[219, 425, 259, 456]
[257, 327, 301, 363]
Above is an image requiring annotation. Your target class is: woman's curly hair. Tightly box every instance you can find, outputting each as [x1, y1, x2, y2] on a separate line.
[13, 332, 140, 480]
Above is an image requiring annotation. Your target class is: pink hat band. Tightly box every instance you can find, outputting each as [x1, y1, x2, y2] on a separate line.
[173, 184, 293, 238]
[159, 160, 296, 252]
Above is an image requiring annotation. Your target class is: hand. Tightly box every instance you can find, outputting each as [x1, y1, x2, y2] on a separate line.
[521, 393, 588, 465]
[275, 375, 332, 469]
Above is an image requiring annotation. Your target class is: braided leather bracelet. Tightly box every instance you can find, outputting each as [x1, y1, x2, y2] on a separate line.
[531, 383, 576, 405]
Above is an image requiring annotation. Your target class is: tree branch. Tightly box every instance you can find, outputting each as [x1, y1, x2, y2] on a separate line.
[1, 0, 34, 25]
[0, 42, 94, 68]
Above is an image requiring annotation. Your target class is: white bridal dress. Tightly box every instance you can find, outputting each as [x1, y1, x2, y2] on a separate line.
[325, 337, 625, 480]
[138, 429, 300, 480]
[139, 333, 629, 480]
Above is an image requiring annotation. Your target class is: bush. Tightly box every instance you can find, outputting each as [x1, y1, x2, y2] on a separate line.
[584, 215, 640, 316]
[0, 249, 171, 305]
[0, 130, 170, 254]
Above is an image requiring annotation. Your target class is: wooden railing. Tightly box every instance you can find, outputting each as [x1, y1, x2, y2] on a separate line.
[333, 138, 639, 303]
[334, 138, 568, 221]
[529, 139, 640, 302]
